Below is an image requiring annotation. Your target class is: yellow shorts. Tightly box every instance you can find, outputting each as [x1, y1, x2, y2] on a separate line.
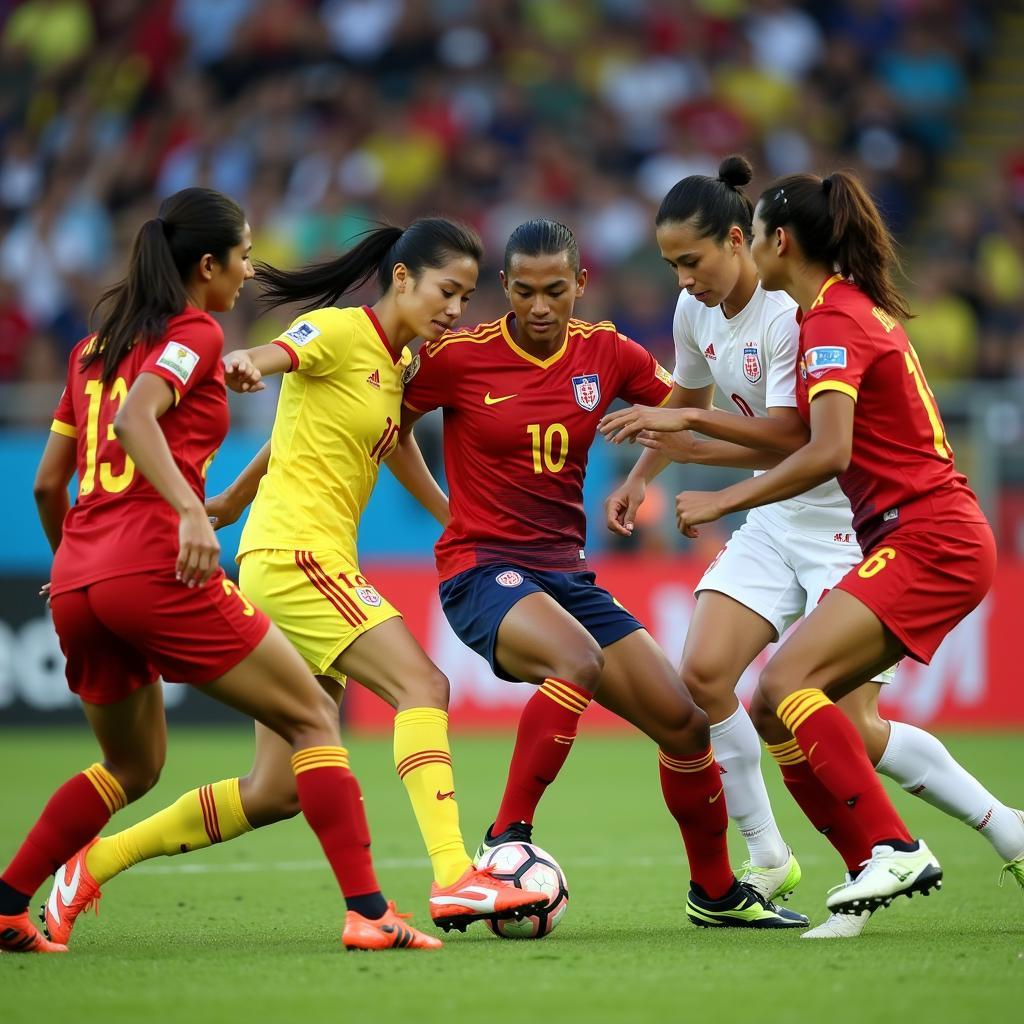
[239, 549, 401, 683]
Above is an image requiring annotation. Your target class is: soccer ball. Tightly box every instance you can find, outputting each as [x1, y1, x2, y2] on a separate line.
[477, 842, 569, 939]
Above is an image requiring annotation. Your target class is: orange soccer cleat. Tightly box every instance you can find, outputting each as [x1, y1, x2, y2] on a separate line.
[0, 911, 68, 953]
[429, 864, 548, 933]
[42, 839, 102, 945]
[342, 902, 443, 951]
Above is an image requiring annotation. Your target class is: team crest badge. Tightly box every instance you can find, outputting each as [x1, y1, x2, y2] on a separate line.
[402, 353, 420, 385]
[495, 570, 524, 588]
[572, 374, 601, 412]
[742, 345, 762, 384]
[355, 586, 383, 607]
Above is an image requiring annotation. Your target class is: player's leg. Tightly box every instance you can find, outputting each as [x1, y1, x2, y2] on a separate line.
[333, 617, 547, 930]
[680, 592, 794, 886]
[202, 624, 440, 949]
[486, 590, 604, 838]
[593, 630, 805, 928]
[759, 589, 943, 914]
[840, 684, 1024, 878]
[3, 589, 165, 953]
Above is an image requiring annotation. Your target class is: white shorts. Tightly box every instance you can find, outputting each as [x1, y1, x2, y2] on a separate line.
[696, 508, 896, 684]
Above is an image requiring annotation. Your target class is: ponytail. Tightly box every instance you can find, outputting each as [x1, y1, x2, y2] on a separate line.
[758, 171, 911, 321]
[85, 188, 246, 382]
[257, 217, 483, 315]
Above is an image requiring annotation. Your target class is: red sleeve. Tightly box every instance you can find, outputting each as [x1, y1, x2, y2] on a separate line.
[801, 309, 871, 404]
[402, 337, 453, 414]
[616, 334, 674, 407]
[139, 318, 224, 403]
[51, 358, 77, 438]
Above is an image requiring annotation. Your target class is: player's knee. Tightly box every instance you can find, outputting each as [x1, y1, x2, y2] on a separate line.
[274, 686, 340, 746]
[239, 773, 301, 825]
[757, 658, 794, 714]
[657, 695, 710, 753]
[107, 758, 162, 803]
[411, 667, 450, 710]
[553, 645, 604, 691]
[678, 657, 731, 716]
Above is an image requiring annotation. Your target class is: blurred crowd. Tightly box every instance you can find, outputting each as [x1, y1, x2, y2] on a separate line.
[0, 0, 1021, 420]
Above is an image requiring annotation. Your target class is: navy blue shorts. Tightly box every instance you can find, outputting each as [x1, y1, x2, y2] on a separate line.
[439, 564, 644, 681]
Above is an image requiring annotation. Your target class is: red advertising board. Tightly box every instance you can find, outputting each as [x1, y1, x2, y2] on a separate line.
[345, 557, 1024, 732]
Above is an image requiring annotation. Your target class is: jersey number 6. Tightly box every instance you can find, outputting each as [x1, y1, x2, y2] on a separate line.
[527, 422, 569, 474]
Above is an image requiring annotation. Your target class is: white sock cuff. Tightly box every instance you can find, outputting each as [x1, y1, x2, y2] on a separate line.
[875, 719, 905, 776]
[709, 703, 752, 739]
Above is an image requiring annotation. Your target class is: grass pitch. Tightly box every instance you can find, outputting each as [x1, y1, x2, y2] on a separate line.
[2, 726, 1022, 1023]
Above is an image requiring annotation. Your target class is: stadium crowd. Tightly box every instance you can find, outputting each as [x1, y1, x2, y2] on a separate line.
[0, 0, 1020, 422]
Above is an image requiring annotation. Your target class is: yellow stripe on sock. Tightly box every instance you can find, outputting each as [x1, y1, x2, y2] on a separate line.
[659, 749, 715, 773]
[84, 763, 127, 813]
[292, 746, 349, 775]
[777, 688, 833, 734]
[540, 679, 589, 715]
[766, 739, 807, 766]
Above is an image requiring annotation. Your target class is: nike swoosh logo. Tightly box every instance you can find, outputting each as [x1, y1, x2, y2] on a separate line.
[709, 788, 724, 804]
[484, 392, 517, 405]
[436, 790, 456, 801]
[47, 861, 82, 925]
[553, 736, 574, 746]
[808, 742, 819, 760]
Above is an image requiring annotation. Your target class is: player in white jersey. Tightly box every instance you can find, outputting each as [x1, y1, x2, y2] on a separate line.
[600, 156, 1024, 937]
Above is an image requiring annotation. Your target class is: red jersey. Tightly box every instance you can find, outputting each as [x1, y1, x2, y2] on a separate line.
[795, 276, 984, 550]
[49, 309, 228, 595]
[403, 314, 673, 580]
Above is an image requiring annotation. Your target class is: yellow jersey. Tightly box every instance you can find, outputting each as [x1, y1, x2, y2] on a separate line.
[238, 305, 412, 561]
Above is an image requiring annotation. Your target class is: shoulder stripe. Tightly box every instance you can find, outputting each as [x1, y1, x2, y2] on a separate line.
[425, 324, 502, 357]
[51, 419, 77, 439]
[808, 380, 858, 403]
[569, 319, 616, 339]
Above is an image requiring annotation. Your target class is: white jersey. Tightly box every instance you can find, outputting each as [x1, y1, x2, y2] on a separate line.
[672, 284, 852, 533]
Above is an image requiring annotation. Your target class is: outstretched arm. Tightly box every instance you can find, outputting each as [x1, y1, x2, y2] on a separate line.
[386, 428, 449, 528]
[206, 440, 271, 529]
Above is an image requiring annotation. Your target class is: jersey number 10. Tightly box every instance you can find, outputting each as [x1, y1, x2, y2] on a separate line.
[527, 422, 569, 474]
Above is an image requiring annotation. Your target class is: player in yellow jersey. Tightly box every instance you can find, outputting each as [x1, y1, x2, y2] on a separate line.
[44, 220, 547, 944]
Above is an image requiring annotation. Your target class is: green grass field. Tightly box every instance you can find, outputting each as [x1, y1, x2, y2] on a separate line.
[2, 727, 1022, 1023]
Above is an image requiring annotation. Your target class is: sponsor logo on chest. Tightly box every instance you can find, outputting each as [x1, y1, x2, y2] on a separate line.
[572, 373, 601, 411]
[742, 344, 762, 384]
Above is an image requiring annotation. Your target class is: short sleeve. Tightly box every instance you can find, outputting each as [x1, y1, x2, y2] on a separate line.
[617, 334, 674, 407]
[402, 336, 453, 414]
[141, 317, 224, 402]
[51, 351, 77, 437]
[671, 296, 714, 389]
[763, 309, 800, 409]
[802, 309, 870, 404]
[271, 308, 351, 378]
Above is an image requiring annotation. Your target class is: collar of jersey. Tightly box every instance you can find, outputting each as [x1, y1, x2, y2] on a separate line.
[810, 274, 845, 310]
[361, 304, 402, 365]
[500, 313, 568, 369]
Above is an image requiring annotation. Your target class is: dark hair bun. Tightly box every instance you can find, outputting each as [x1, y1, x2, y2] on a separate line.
[718, 154, 753, 190]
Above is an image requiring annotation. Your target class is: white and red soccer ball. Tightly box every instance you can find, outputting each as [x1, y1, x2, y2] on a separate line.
[477, 842, 569, 939]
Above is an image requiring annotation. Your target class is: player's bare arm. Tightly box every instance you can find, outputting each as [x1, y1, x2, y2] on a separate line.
[640, 431, 782, 471]
[222, 343, 293, 393]
[603, 383, 711, 536]
[385, 429, 449, 528]
[675, 391, 853, 536]
[33, 432, 77, 553]
[114, 372, 220, 587]
[206, 439, 271, 529]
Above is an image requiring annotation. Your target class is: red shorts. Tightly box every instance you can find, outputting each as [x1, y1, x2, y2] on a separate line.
[836, 519, 996, 663]
[50, 568, 271, 705]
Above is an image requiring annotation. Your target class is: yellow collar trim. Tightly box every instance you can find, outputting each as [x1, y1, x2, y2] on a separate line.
[500, 314, 568, 369]
[811, 273, 844, 309]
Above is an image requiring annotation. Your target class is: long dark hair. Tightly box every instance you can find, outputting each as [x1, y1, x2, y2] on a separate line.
[757, 170, 912, 321]
[504, 219, 580, 274]
[656, 154, 755, 243]
[256, 217, 483, 314]
[84, 188, 246, 382]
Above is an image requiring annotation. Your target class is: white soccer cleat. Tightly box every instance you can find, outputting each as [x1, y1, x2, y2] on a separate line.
[826, 840, 942, 915]
[802, 911, 871, 939]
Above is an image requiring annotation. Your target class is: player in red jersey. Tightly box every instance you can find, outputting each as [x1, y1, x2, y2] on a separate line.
[402, 219, 807, 929]
[0, 187, 439, 953]
[656, 171, 996, 918]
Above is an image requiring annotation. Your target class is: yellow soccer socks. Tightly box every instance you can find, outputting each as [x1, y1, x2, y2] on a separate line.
[85, 778, 252, 886]
[394, 708, 471, 887]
